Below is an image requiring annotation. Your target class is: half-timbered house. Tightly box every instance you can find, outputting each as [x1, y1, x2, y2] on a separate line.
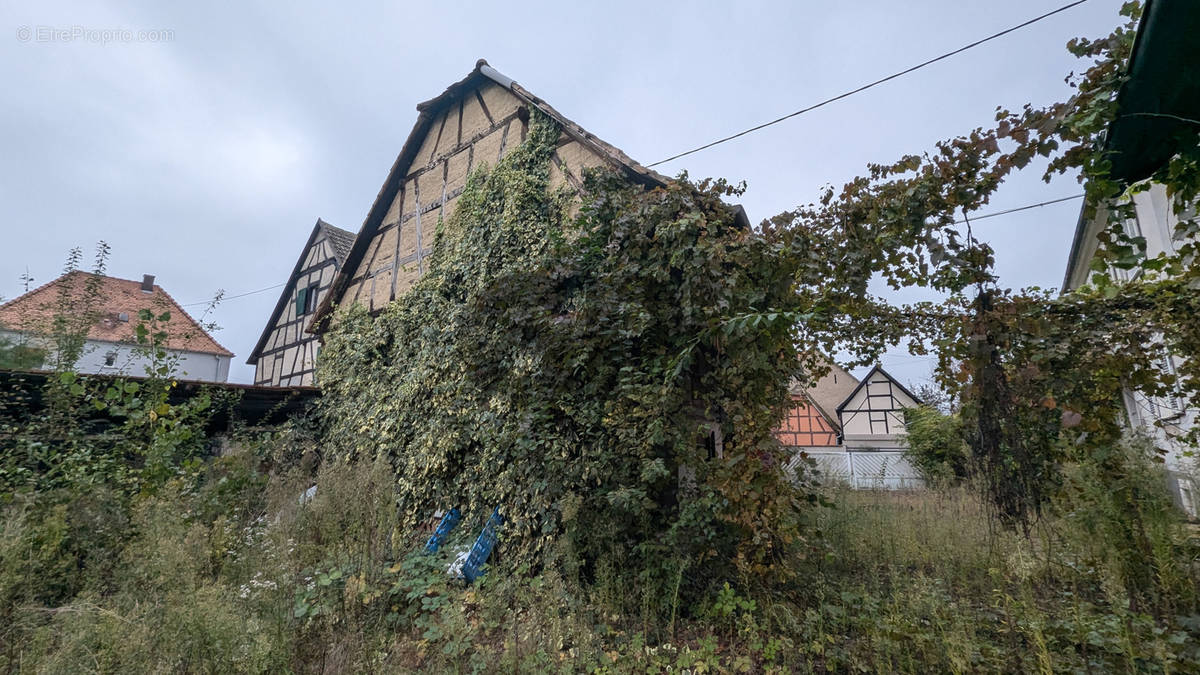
[247, 219, 354, 386]
[837, 366, 920, 446]
[779, 363, 856, 483]
[833, 365, 923, 488]
[775, 364, 926, 488]
[774, 394, 840, 450]
[309, 59, 746, 331]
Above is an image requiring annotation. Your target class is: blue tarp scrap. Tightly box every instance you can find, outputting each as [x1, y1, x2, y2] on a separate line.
[461, 507, 503, 583]
[425, 507, 462, 553]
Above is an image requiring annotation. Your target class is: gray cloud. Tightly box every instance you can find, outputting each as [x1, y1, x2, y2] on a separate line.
[1, 0, 1126, 385]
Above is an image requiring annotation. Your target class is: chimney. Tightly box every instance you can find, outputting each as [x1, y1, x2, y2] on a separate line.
[141, 274, 155, 293]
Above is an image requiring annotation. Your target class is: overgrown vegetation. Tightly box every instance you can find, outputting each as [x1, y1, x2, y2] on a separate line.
[318, 110, 808, 617]
[2, 1, 1199, 671]
[0, 336, 44, 371]
[2, 430, 1196, 672]
[0, 246, 234, 498]
[902, 405, 971, 484]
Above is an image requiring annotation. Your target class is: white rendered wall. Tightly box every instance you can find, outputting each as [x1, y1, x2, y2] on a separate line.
[0, 330, 229, 382]
[1063, 187, 1198, 516]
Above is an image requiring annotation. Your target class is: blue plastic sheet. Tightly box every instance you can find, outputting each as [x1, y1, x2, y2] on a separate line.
[425, 507, 462, 553]
[462, 507, 503, 583]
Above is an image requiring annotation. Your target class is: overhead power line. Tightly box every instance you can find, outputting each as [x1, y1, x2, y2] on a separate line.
[958, 193, 1083, 224]
[181, 282, 285, 307]
[647, 0, 1091, 168]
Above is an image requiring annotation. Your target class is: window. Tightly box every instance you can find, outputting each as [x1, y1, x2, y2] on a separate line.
[295, 283, 320, 316]
[1160, 351, 1184, 414]
[103, 351, 117, 367]
[1108, 205, 1145, 283]
[1122, 212, 1143, 240]
[1171, 195, 1197, 253]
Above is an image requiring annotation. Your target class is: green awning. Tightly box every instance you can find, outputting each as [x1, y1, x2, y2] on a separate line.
[1104, 0, 1200, 184]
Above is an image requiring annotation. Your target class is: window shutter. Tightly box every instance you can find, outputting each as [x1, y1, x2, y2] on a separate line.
[295, 286, 308, 316]
[306, 284, 319, 314]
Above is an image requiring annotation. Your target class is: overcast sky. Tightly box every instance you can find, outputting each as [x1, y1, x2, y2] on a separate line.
[1, 0, 1126, 385]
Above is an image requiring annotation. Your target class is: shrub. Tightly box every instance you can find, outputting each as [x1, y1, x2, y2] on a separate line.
[903, 405, 971, 483]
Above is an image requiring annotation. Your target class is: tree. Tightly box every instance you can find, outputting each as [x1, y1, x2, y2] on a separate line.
[762, 1, 1198, 530]
[0, 334, 45, 370]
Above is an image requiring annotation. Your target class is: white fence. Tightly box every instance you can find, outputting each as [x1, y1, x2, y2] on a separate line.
[790, 450, 925, 490]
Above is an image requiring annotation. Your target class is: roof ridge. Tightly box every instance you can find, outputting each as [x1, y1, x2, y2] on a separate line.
[315, 218, 356, 264]
[0, 271, 233, 358]
[321, 222, 355, 237]
[0, 269, 87, 313]
[309, 59, 683, 332]
[833, 364, 923, 413]
[247, 218, 345, 363]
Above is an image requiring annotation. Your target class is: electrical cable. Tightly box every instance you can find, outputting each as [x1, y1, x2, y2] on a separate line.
[957, 194, 1083, 224]
[181, 282, 285, 307]
[647, 0, 1091, 168]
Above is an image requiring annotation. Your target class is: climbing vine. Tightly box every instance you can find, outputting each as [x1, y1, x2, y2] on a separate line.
[319, 1, 1196, 616]
[770, 1, 1200, 539]
[318, 111, 808, 606]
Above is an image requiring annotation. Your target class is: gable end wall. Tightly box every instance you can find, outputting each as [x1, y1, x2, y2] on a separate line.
[337, 81, 609, 314]
[252, 235, 340, 386]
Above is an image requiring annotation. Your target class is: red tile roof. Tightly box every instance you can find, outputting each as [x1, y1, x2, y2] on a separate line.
[0, 271, 233, 357]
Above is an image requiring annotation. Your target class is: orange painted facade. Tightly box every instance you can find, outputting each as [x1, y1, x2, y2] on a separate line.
[773, 394, 838, 447]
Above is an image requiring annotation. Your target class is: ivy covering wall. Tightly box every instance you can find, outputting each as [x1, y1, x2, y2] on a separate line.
[317, 112, 808, 600]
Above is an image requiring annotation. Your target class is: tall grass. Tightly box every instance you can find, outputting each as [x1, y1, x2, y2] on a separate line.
[2, 436, 1198, 673]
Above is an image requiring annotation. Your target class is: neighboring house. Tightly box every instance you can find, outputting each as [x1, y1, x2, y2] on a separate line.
[776, 364, 924, 489]
[835, 366, 924, 489]
[775, 391, 843, 484]
[1062, 191, 1198, 518]
[836, 366, 920, 448]
[247, 219, 354, 386]
[775, 393, 840, 450]
[308, 59, 746, 332]
[802, 360, 859, 424]
[1061, 0, 1200, 517]
[0, 271, 233, 382]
